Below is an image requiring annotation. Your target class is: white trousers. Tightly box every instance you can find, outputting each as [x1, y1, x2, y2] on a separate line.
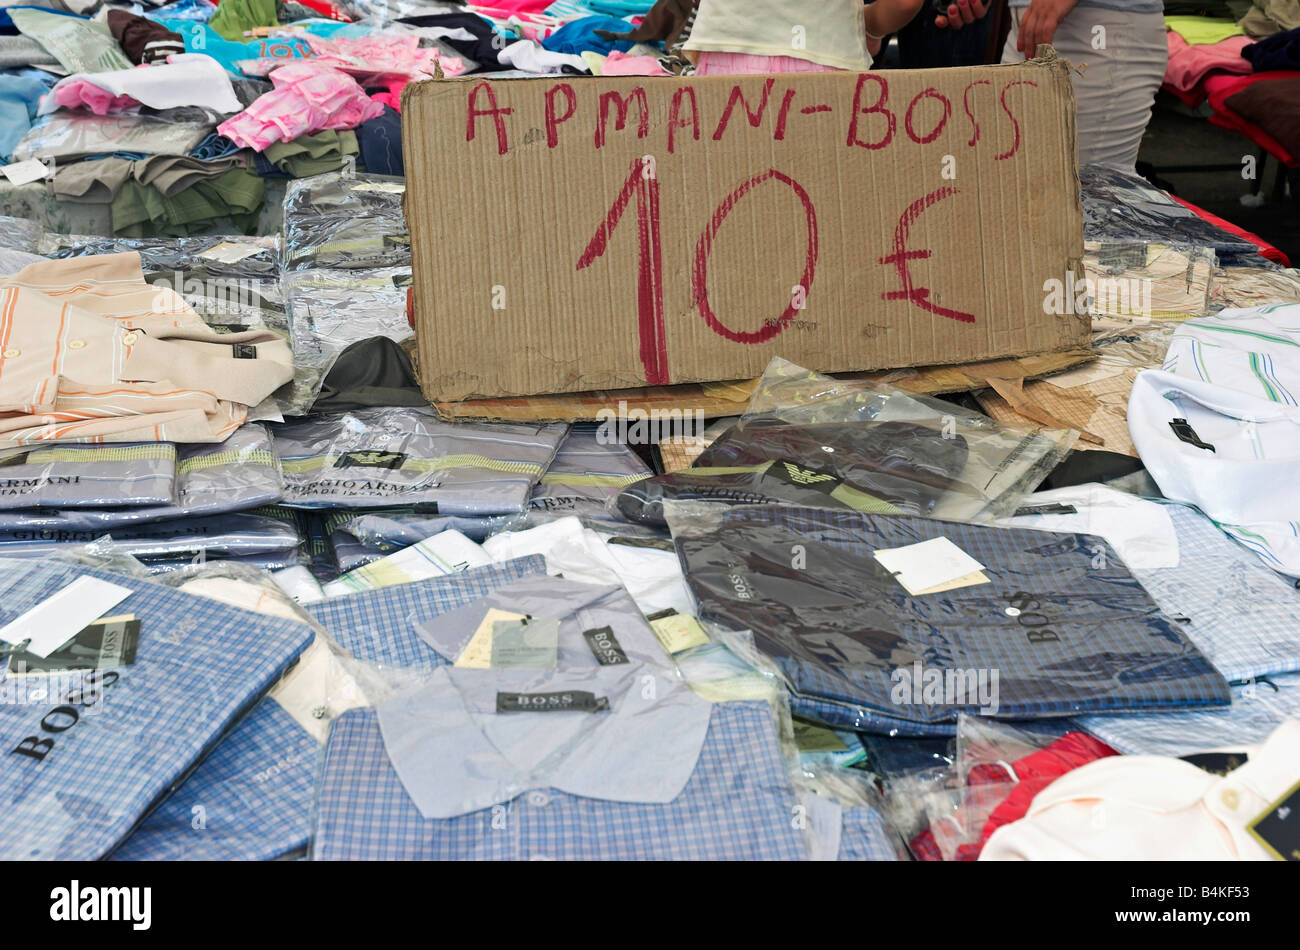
[1003, 7, 1168, 169]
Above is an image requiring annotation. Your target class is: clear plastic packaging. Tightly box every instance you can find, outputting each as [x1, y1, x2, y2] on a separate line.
[0, 215, 45, 253]
[308, 654, 903, 861]
[282, 266, 412, 415]
[0, 554, 315, 859]
[529, 424, 652, 521]
[1083, 241, 1216, 322]
[42, 234, 286, 335]
[617, 357, 1075, 527]
[12, 113, 212, 162]
[330, 508, 513, 546]
[271, 407, 568, 514]
[99, 559, 370, 861]
[664, 500, 1232, 734]
[0, 423, 283, 532]
[281, 171, 409, 273]
[0, 443, 177, 510]
[1079, 164, 1264, 266]
[0, 510, 301, 561]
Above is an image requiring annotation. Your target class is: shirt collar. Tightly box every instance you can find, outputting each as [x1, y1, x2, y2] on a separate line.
[376, 664, 713, 819]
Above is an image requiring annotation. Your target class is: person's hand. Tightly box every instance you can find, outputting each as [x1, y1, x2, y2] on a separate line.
[1016, 0, 1080, 56]
[935, 0, 989, 30]
[867, 34, 884, 57]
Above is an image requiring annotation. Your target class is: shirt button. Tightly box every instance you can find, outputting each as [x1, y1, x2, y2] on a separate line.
[2, 348, 19, 359]
[121, 332, 139, 345]
[527, 791, 550, 808]
[1221, 789, 1240, 810]
[528, 854, 551, 861]
[67, 339, 86, 350]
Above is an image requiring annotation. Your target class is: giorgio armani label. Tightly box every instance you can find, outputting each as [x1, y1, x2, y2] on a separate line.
[334, 451, 408, 470]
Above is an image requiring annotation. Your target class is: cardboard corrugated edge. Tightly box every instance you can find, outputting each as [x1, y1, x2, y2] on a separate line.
[426, 346, 1096, 424]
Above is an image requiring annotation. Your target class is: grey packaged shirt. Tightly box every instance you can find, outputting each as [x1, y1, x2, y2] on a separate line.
[0, 443, 175, 509]
[0, 423, 281, 531]
[272, 408, 566, 515]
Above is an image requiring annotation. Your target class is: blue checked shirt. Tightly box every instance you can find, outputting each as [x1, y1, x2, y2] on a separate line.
[675, 505, 1231, 735]
[1126, 503, 1300, 683]
[110, 557, 549, 861]
[0, 559, 313, 860]
[109, 699, 315, 861]
[312, 666, 896, 861]
[1074, 673, 1300, 757]
[307, 557, 550, 667]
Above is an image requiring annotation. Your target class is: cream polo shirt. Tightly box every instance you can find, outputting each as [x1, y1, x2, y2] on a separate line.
[684, 0, 872, 70]
[981, 718, 1300, 861]
[0, 253, 292, 447]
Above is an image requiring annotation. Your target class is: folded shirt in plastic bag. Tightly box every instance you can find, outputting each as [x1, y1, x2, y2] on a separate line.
[140, 549, 304, 574]
[0, 511, 301, 562]
[312, 665, 897, 861]
[1073, 673, 1300, 757]
[42, 233, 285, 336]
[110, 568, 362, 861]
[1079, 163, 1264, 266]
[330, 509, 511, 547]
[281, 172, 409, 273]
[42, 233, 281, 282]
[0, 254, 292, 446]
[0, 424, 282, 532]
[412, 574, 673, 670]
[671, 504, 1232, 734]
[12, 113, 212, 162]
[618, 419, 970, 527]
[0, 215, 45, 254]
[1004, 496, 1300, 683]
[0, 443, 176, 509]
[272, 408, 567, 514]
[620, 358, 1072, 528]
[0, 559, 313, 859]
[531, 424, 650, 519]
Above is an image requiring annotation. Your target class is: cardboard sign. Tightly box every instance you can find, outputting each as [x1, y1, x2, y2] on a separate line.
[404, 53, 1086, 402]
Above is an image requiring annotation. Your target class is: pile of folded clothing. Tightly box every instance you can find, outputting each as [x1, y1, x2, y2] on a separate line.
[0, 1, 1298, 867]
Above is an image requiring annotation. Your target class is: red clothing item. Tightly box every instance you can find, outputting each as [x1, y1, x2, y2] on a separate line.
[959, 732, 1118, 860]
[1205, 70, 1300, 168]
[908, 827, 944, 862]
[909, 731, 1119, 861]
[1170, 195, 1292, 266]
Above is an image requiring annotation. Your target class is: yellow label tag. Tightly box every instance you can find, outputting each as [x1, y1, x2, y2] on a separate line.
[455, 609, 527, 669]
[909, 570, 991, 596]
[648, 612, 709, 654]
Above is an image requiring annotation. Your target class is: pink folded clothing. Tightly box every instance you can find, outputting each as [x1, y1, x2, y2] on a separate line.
[52, 80, 140, 115]
[304, 33, 468, 78]
[601, 51, 670, 76]
[1165, 33, 1253, 92]
[216, 62, 385, 151]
